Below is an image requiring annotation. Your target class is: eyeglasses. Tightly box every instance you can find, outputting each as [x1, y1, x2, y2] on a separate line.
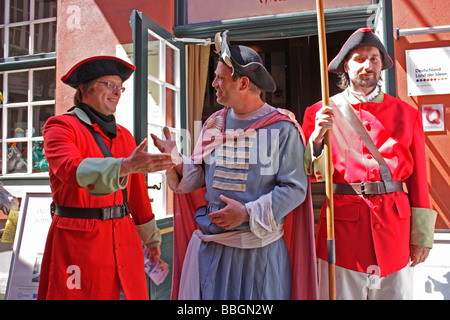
[96, 81, 126, 93]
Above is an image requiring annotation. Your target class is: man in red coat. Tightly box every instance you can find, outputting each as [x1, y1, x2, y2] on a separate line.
[302, 28, 437, 299]
[37, 56, 175, 300]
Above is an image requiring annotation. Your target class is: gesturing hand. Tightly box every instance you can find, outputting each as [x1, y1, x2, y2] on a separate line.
[151, 127, 183, 173]
[120, 138, 176, 177]
[151, 127, 180, 159]
[208, 195, 249, 230]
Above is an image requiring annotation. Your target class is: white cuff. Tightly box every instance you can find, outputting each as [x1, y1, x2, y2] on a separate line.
[245, 192, 283, 239]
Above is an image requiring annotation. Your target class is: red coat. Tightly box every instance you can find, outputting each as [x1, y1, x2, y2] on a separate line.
[37, 112, 153, 299]
[302, 92, 431, 277]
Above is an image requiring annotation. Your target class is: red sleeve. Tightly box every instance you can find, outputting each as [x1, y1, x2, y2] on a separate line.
[406, 111, 431, 209]
[117, 127, 154, 225]
[127, 172, 154, 225]
[301, 101, 323, 142]
[43, 115, 86, 187]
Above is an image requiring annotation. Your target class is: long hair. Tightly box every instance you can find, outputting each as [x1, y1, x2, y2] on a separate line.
[337, 72, 350, 90]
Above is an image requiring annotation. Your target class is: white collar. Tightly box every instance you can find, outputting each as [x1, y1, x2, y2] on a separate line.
[348, 85, 380, 103]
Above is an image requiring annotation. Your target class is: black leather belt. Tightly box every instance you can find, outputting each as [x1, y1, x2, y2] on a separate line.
[52, 203, 130, 220]
[333, 181, 404, 196]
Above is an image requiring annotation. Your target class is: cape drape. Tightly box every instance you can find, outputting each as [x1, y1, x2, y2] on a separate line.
[170, 107, 318, 300]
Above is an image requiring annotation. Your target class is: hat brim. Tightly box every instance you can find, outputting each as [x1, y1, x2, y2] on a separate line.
[61, 56, 136, 88]
[215, 30, 276, 92]
[328, 28, 393, 74]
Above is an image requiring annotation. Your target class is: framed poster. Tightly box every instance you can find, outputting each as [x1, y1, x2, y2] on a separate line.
[5, 192, 53, 300]
[406, 47, 450, 96]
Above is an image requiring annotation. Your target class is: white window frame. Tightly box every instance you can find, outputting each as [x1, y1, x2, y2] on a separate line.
[2, 0, 57, 58]
[1, 66, 55, 176]
[146, 29, 182, 220]
[0, 0, 57, 178]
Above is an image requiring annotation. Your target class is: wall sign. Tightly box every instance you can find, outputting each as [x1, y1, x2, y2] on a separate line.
[406, 47, 450, 96]
[422, 104, 445, 132]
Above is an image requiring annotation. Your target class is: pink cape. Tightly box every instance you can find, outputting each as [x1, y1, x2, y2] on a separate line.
[170, 107, 318, 300]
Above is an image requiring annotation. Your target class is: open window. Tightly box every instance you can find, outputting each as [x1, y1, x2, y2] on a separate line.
[130, 11, 210, 221]
[130, 11, 185, 220]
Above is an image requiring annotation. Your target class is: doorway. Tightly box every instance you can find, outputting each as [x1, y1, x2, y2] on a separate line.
[201, 30, 354, 125]
[200, 29, 354, 223]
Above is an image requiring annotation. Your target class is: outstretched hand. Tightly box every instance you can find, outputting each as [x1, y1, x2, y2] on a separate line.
[151, 127, 183, 172]
[120, 138, 176, 177]
[151, 127, 179, 157]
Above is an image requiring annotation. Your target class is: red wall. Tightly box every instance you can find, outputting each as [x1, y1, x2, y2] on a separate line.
[55, 0, 174, 114]
[392, 0, 450, 228]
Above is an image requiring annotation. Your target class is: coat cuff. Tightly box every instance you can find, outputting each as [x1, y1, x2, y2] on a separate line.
[411, 207, 437, 248]
[76, 158, 128, 196]
[245, 192, 283, 239]
[136, 218, 161, 248]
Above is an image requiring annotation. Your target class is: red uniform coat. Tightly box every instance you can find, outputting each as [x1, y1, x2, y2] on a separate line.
[37, 113, 153, 300]
[303, 92, 432, 277]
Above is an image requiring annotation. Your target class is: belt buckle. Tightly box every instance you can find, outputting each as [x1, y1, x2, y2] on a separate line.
[361, 181, 373, 196]
[100, 205, 128, 220]
[100, 207, 112, 221]
[361, 181, 386, 196]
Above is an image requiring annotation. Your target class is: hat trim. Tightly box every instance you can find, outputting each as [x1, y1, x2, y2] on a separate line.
[328, 28, 371, 72]
[328, 28, 393, 73]
[61, 56, 136, 83]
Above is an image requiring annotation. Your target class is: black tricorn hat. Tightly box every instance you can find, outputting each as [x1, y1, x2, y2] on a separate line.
[61, 56, 136, 88]
[328, 27, 393, 74]
[214, 30, 276, 92]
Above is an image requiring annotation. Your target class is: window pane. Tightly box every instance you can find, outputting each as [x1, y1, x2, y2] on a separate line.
[10, 0, 30, 23]
[32, 140, 47, 172]
[148, 80, 162, 125]
[33, 104, 53, 137]
[34, 21, 56, 54]
[7, 141, 27, 173]
[8, 107, 27, 138]
[148, 32, 160, 80]
[34, 0, 56, 19]
[9, 25, 30, 57]
[0, 72, 3, 102]
[166, 87, 176, 128]
[0, 3, 4, 24]
[0, 28, 4, 58]
[7, 71, 28, 103]
[33, 69, 55, 101]
[166, 44, 176, 86]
